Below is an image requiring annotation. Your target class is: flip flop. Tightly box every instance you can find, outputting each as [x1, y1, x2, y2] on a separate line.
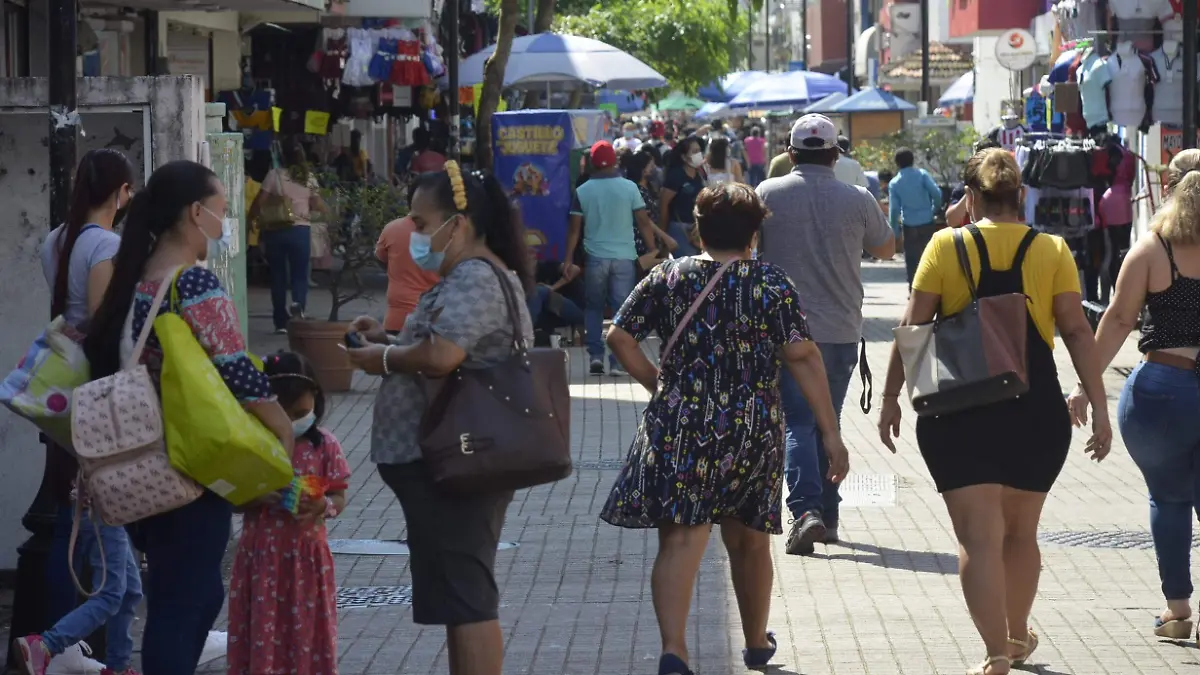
[743, 631, 778, 669]
[1008, 629, 1039, 666]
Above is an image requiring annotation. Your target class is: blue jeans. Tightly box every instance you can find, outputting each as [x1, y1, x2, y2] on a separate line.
[528, 284, 584, 328]
[748, 164, 767, 187]
[47, 505, 82, 625]
[666, 221, 700, 258]
[781, 342, 860, 526]
[1118, 361, 1200, 601]
[263, 226, 311, 329]
[584, 257, 637, 364]
[43, 513, 142, 671]
[132, 491, 232, 675]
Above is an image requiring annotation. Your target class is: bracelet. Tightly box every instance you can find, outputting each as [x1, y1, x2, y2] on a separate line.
[882, 392, 901, 398]
[382, 345, 394, 376]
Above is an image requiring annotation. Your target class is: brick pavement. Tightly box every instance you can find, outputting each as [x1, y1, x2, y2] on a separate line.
[195, 262, 1195, 675]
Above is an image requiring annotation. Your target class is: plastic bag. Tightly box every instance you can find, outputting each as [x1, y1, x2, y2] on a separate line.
[0, 317, 89, 448]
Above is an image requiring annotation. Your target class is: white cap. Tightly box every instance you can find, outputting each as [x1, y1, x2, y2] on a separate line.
[789, 114, 839, 151]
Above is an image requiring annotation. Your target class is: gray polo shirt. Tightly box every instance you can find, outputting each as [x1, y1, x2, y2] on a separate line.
[755, 164, 892, 344]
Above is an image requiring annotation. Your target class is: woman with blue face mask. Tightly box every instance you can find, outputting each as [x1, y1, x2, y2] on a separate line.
[81, 160, 296, 675]
[343, 160, 533, 675]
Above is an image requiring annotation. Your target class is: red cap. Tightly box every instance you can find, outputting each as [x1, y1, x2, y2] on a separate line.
[650, 120, 665, 138]
[590, 140, 617, 169]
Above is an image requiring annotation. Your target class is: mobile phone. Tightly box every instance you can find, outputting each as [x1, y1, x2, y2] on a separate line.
[344, 331, 365, 348]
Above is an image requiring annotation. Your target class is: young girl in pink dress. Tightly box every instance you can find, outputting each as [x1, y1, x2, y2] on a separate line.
[227, 352, 350, 675]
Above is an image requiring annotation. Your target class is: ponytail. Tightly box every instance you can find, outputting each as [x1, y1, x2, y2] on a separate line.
[1153, 149, 1200, 246]
[83, 161, 218, 380]
[55, 149, 135, 318]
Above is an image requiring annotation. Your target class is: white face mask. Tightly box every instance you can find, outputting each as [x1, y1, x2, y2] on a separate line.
[688, 152, 704, 168]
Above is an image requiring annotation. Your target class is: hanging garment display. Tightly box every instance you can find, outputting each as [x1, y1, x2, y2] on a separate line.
[1054, 0, 1103, 42]
[1109, 0, 1176, 51]
[343, 28, 377, 87]
[316, 29, 348, 82]
[1026, 186, 1096, 238]
[1021, 139, 1095, 190]
[1151, 41, 1199, 126]
[1077, 48, 1112, 129]
[1107, 44, 1159, 129]
[1098, 148, 1136, 228]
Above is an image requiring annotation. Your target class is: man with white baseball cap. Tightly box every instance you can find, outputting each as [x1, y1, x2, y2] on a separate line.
[756, 114, 895, 556]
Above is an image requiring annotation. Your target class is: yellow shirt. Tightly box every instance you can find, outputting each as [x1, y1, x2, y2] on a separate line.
[244, 178, 262, 247]
[912, 222, 1080, 347]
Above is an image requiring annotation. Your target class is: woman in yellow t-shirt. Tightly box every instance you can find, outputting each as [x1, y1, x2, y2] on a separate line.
[877, 148, 1111, 675]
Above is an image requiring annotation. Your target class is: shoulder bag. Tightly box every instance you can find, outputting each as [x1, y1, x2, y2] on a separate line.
[660, 257, 737, 364]
[418, 259, 571, 496]
[891, 228, 1031, 417]
[70, 267, 203, 526]
[259, 167, 296, 232]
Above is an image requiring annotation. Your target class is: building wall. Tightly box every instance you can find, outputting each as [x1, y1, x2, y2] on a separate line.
[972, 35, 1014, 134]
[951, 0, 1043, 39]
[0, 76, 204, 570]
[809, 0, 851, 70]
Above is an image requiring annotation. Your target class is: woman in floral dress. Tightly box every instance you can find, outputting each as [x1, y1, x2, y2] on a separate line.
[601, 183, 849, 675]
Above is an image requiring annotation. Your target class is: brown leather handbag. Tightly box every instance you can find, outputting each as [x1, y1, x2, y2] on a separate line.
[418, 259, 572, 496]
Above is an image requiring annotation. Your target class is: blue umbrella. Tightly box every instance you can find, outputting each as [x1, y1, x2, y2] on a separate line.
[727, 70, 849, 110]
[694, 102, 732, 120]
[802, 92, 850, 113]
[829, 88, 917, 113]
[938, 71, 973, 107]
[698, 71, 768, 102]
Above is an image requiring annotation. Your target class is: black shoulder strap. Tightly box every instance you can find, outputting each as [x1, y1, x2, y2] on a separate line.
[967, 223, 992, 275]
[952, 228, 978, 301]
[1011, 228, 1039, 272]
[1157, 233, 1180, 280]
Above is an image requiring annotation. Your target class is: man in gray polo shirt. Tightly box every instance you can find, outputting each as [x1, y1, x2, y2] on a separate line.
[756, 114, 895, 555]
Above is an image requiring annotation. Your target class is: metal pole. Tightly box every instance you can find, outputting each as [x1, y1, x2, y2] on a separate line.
[1185, 0, 1197, 149]
[447, 0, 460, 162]
[845, 0, 854, 92]
[802, 0, 808, 69]
[920, 0, 931, 108]
[143, 10, 159, 75]
[8, 0, 77, 669]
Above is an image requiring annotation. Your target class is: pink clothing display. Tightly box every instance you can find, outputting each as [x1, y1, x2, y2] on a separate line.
[227, 429, 351, 675]
[1099, 149, 1136, 227]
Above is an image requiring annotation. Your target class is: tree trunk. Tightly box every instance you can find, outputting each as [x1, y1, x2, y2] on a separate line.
[477, 0, 520, 170]
[520, 0, 557, 109]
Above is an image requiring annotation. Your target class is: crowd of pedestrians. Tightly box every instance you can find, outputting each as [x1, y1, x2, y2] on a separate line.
[7, 117, 1200, 675]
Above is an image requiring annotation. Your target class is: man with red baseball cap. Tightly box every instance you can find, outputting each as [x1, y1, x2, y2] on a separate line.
[565, 140, 658, 376]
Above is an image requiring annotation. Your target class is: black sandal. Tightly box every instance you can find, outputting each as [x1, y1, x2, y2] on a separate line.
[743, 631, 777, 668]
[658, 653, 693, 675]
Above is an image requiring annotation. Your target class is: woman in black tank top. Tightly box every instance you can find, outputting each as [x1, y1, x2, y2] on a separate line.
[1069, 149, 1200, 641]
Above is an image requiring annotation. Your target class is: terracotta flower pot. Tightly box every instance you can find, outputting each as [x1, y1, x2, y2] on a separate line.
[286, 319, 355, 393]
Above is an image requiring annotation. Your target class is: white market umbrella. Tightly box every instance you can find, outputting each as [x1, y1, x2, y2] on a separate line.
[727, 70, 850, 111]
[453, 33, 668, 91]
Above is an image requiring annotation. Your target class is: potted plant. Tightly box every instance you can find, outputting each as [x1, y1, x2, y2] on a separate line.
[287, 176, 406, 392]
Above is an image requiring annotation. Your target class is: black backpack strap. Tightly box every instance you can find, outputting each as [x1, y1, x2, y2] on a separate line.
[857, 337, 872, 414]
[966, 223, 992, 275]
[1012, 228, 1039, 272]
[952, 227, 978, 302]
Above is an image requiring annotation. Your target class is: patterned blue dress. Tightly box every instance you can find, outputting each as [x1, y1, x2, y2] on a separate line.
[600, 257, 811, 533]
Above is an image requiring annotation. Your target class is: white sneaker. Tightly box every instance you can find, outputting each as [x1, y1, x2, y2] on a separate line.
[197, 631, 227, 666]
[46, 642, 104, 675]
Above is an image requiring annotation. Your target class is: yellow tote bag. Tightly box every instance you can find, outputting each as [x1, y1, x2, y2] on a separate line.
[157, 285, 292, 506]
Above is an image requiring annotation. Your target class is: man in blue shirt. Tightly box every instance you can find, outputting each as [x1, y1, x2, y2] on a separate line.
[888, 147, 943, 288]
[565, 140, 658, 376]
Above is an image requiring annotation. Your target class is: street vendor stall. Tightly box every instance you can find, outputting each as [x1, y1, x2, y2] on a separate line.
[492, 109, 608, 260]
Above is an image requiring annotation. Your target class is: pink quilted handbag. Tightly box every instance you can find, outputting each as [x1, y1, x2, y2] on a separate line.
[70, 268, 202, 526]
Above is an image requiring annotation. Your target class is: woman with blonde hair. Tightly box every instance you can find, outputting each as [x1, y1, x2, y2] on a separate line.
[879, 148, 1111, 675]
[1069, 148, 1200, 642]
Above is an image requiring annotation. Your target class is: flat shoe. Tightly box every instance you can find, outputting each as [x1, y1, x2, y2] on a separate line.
[1154, 615, 1194, 639]
[657, 653, 693, 675]
[967, 655, 1010, 675]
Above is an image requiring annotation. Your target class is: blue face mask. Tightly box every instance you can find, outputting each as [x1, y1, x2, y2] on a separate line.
[623, 130, 635, 139]
[291, 411, 316, 438]
[198, 205, 234, 259]
[409, 214, 458, 271]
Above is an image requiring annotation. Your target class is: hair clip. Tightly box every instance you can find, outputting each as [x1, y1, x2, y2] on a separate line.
[444, 160, 468, 212]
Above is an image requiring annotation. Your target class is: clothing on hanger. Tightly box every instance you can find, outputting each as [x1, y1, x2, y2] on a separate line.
[1152, 43, 1199, 125]
[1107, 45, 1160, 129]
[1078, 48, 1113, 128]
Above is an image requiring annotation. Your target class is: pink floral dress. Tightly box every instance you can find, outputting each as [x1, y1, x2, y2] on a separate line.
[227, 428, 350, 675]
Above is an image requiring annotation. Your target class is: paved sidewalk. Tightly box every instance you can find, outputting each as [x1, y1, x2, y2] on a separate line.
[201, 262, 1193, 675]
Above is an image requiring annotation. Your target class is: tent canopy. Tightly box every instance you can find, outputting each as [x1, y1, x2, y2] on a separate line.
[653, 94, 706, 112]
[727, 70, 849, 110]
[802, 91, 851, 113]
[698, 71, 768, 102]
[829, 88, 917, 113]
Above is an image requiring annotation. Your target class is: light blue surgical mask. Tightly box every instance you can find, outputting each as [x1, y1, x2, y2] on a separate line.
[198, 204, 234, 258]
[623, 130, 635, 139]
[291, 411, 316, 438]
[409, 214, 458, 272]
